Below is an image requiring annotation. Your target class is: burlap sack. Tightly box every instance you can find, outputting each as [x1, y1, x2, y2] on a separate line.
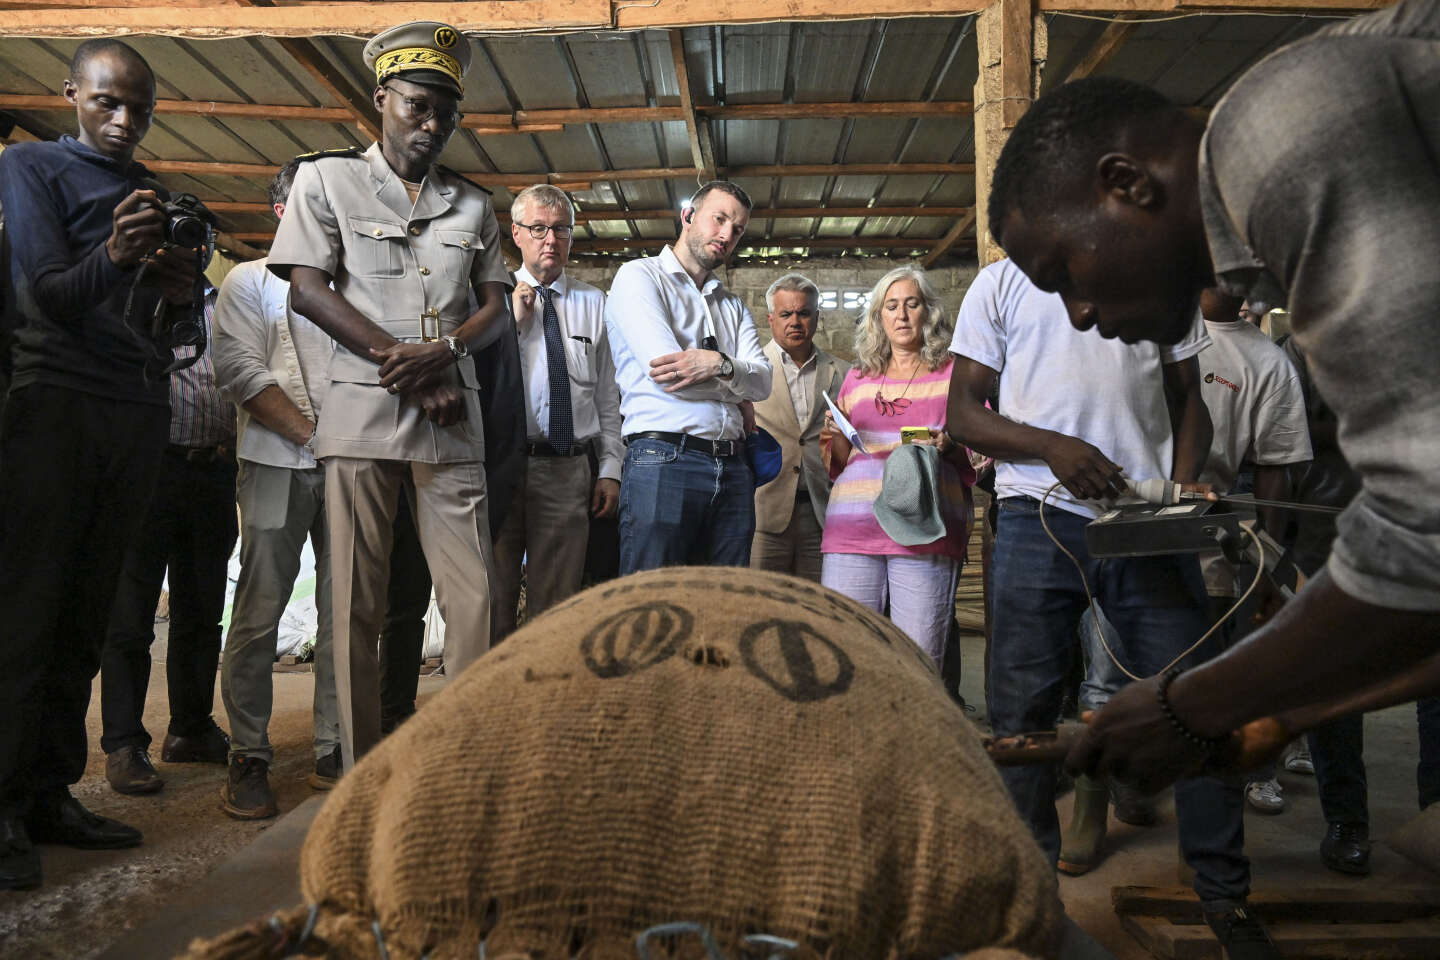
[184, 567, 1061, 959]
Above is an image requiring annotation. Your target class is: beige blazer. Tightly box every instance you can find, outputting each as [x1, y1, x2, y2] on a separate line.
[752, 339, 848, 533]
[267, 142, 512, 463]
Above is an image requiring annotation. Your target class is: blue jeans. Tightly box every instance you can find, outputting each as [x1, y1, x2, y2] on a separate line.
[989, 497, 1249, 904]
[619, 436, 756, 574]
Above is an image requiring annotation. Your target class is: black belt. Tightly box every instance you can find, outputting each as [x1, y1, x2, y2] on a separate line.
[526, 439, 588, 458]
[167, 443, 230, 464]
[624, 431, 743, 458]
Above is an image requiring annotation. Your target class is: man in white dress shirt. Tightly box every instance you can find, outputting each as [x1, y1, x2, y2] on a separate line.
[604, 181, 771, 573]
[492, 185, 623, 641]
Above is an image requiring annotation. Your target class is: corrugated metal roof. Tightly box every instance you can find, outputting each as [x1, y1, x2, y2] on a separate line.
[0, 14, 1346, 263]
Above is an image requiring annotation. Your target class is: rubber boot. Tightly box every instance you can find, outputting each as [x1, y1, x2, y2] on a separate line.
[1058, 774, 1109, 875]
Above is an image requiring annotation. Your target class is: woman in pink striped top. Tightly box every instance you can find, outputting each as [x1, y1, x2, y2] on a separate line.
[821, 266, 975, 666]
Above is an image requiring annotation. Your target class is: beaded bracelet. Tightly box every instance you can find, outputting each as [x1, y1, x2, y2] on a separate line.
[1156, 666, 1227, 751]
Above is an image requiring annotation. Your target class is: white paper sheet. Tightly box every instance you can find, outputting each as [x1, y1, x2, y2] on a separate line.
[823, 390, 868, 455]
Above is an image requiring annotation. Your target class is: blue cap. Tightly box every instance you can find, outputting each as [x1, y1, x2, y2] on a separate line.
[746, 426, 784, 487]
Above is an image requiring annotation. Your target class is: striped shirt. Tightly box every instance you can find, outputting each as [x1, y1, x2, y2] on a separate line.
[169, 287, 236, 448]
[821, 358, 974, 561]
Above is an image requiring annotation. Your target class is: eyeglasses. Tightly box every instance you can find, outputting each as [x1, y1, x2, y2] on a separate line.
[514, 221, 574, 240]
[873, 394, 911, 417]
[382, 85, 463, 129]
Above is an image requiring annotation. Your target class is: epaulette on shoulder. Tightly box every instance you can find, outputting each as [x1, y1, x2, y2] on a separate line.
[294, 146, 362, 163]
[437, 164, 492, 195]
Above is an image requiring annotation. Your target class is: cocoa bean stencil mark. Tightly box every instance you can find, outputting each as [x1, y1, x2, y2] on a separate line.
[581, 602, 693, 678]
[739, 619, 855, 703]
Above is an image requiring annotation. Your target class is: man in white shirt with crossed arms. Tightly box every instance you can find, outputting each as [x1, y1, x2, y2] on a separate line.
[604, 181, 771, 573]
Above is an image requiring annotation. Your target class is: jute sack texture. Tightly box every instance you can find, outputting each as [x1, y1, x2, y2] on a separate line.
[183, 566, 1061, 959]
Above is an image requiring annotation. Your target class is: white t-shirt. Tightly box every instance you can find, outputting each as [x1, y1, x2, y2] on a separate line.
[950, 259, 1211, 520]
[1197, 317, 1313, 595]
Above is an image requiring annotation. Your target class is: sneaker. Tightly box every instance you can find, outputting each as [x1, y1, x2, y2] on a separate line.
[308, 746, 342, 791]
[220, 756, 278, 820]
[1204, 905, 1279, 960]
[1283, 740, 1314, 775]
[1245, 778, 1285, 814]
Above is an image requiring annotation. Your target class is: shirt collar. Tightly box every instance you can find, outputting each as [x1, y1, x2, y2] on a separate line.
[778, 346, 817, 371]
[515, 264, 569, 297]
[59, 134, 153, 179]
[659, 244, 720, 296]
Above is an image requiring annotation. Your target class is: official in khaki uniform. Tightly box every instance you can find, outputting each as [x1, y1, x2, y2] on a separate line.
[750, 274, 848, 582]
[266, 21, 511, 770]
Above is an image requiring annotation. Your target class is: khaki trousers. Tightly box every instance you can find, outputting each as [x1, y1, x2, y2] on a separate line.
[490, 454, 592, 643]
[750, 498, 824, 582]
[327, 456, 494, 769]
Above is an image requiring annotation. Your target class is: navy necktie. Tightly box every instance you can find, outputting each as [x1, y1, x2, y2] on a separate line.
[539, 286, 574, 454]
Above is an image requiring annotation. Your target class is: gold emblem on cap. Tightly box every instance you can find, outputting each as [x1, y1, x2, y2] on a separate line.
[434, 26, 458, 49]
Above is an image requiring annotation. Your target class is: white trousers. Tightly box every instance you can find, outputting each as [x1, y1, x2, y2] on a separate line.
[821, 551, 959, 664]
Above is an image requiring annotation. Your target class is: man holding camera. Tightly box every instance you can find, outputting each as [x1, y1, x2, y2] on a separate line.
[0, 39, 201, 890]
[267, 21, 511, 770]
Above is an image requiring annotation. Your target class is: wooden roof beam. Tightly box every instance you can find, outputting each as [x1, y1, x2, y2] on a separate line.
[227, 232, 978, 254]
[272, 36, 380, 143]
[668, 30, 717, 183]
[0, 0, 1390, 38]
[919, 208, 977, 268]
[142, 160, 976, 183]
[699, 101, 972, 120]
[1058, 15, 1139, 83]
[205, 200, 972, 221]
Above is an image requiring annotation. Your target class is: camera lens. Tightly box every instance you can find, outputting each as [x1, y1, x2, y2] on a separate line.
[168, 214, 208, 249]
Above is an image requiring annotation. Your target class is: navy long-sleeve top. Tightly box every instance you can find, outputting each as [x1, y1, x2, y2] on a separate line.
[0, 135, 170, 405]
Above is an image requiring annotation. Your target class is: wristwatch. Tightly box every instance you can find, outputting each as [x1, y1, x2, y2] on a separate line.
[717, 352, 735, 379]
[442, 334, 469, 361]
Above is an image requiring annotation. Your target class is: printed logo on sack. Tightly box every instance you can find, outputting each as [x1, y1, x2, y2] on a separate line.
[1204, 371, 1241, 393]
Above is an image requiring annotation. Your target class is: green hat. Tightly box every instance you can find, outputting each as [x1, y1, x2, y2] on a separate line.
[873, 443, 947, 547]
[363, 21, 471, 96]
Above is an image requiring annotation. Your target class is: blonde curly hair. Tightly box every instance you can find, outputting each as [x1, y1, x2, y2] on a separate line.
[853, 265, 953, 377]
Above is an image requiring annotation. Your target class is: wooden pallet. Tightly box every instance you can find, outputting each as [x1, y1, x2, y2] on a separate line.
[1113, 886, 1440, 959]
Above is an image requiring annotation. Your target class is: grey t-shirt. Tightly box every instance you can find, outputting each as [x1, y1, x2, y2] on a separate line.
[1197, 0, 1440, 611]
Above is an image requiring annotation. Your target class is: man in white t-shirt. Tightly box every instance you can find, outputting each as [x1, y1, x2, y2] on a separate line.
[1194, 291, 1312, 815]
[948, 260, 1271, 957]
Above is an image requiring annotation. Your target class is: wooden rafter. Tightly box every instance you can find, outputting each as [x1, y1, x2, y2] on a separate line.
[205, 201, 972, 221]
[1058, 15, 1139, 83]
[668, 29, 717, 183]
[273, 37, 380, 143]
[140, 159, 975, 184]
[919, 208, 977, 268]
[225, 231, 978, 254]
[0, 94, 972, 131]
[0, 0, 1387, 38]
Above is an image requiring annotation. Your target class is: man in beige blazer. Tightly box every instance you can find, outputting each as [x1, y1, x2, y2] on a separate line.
[750, 274, 848, 581]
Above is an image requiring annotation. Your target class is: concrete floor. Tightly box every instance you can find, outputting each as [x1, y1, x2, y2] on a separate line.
[2, 631, 1436, 959]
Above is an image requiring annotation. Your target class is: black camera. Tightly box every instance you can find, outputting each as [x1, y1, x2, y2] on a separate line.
[161, 193, 215, 249]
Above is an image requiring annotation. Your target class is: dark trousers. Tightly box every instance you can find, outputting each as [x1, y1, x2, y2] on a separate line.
[988, 497, 1249, 904]
[379, 494, 431, 731]
[100, 447, 238, 754]
[0, 385, 168, 816]
[1310, 697, 1440, 826]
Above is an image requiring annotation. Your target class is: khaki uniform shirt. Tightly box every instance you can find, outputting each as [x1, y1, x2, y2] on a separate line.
[267, 142, 511, 463]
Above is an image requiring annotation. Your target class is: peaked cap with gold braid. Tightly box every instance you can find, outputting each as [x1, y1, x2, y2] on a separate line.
[363, 21, 471, 96]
